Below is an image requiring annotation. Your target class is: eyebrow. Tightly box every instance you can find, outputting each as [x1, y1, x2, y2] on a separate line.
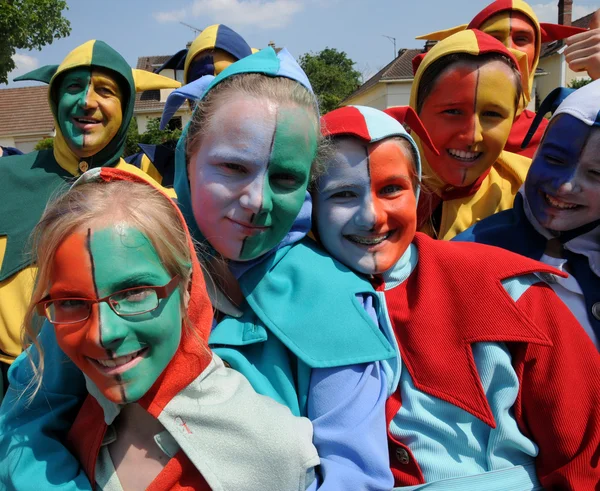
[206, 146, 264, 167]
[106, 272, 166, 292]
[381, 174, 412, 182]
[319, 180, 363, 193]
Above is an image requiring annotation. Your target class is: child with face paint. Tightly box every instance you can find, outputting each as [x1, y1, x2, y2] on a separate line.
[417, 0, 587, 158]
[456, 80, 600, 350]
[409, 29, 531, 240]
[1, 49, 396, 491]
[314, 104, 600, 490]
[125, 24, 253, 187]
[6, 166, 318, 490]
[0, 40, 180, 387]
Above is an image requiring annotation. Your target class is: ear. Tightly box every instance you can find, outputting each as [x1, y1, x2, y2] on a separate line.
[522, 87, 575, 148]
[384, 106, 440, 156]
[14, 65, 59, 84]
[131, 69, 181, 92]
[415, 24, 469, 41]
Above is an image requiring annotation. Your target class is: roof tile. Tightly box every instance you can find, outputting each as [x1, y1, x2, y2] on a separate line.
[0, 85, 54, 137]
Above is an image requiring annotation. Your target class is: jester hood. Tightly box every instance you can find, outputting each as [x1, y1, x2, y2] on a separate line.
[15, 40, 180, 174]
[173, 47, 317, 259]
[409, 30, 532, 239]
[157, 24, 253, 84]
[416, 0, 586, 100]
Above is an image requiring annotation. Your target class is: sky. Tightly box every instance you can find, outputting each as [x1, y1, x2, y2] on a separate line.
[4, 0, 600, 88]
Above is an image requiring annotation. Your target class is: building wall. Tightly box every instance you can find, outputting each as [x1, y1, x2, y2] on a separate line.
[344, 84, 388, 110]
[385, 82, 413, 107]
[0, 137, 16, 148]
[537, 53, 564, 102]
[136, 111, 192, 134]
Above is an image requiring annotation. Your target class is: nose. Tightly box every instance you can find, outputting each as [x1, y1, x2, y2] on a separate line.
[556, 179, 581, 195]
[353, 195, 378, 230]
[80, 86, 100, 110]
[97, 303, 128, 351]
[239, 177, 265, 215]
[469, 115, 484, 148]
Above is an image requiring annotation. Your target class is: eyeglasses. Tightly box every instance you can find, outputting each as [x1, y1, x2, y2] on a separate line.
[36, 276, 181, 325]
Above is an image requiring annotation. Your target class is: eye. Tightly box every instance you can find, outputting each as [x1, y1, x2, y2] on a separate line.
[330, 190, 357, 199]
[271, 173, 299, 189]
[220, 162, 248, 174]
[588, 168, 600, 178]
[545, 155, 566, 166]
[96, 85, 116, 97]
[514, 35, 533, 46]
[379, 184, 404, 197]
[482, 110, 505, 118]
[66, 82, 83, 92]
[55, 299, 87, 310]
[122, 288, 154, 303]
[442, 108, 462, 116]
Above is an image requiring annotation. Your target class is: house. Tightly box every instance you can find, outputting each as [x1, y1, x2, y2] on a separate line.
[134, 54, 191, 133]
[0, 85, 54, 153]
[537, 1, 593, 102]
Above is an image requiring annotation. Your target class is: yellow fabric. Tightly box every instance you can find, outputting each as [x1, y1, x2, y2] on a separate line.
[0, 161, 176, 364]
[132, 69, 181, 91]
[184, 24, 221, 81]
[138, 154, 163, 186]
[419, 151, 531, 240]
[50, 40, 96, 86]
[415, 0, 540, 98]
[410, 30, 532, 240]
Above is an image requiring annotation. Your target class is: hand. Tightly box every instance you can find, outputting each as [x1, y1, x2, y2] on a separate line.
[565, 9, 600, 80]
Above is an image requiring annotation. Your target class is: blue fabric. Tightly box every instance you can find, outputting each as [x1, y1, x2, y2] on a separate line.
[214, 24, 253, 61]
[160, 75, 215, 129]
[454, 194, 600, 343]
[1, 146, 23, 157]
[0, 325, 90, 491]
[307, 363, 393, 490]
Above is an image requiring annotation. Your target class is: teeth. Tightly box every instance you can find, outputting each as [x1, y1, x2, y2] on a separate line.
[346, 232, 390, 245]
[448, 149, 480, 161]
[76, 118, 98, 124]
[96, 351, 140, 368]
[545, 194, 578, 210]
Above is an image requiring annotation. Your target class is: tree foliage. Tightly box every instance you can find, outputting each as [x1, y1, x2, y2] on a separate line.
[298, 48, 361, 114]
[0, 0, 71, 84]
[568, 77, 592, 89]
[123, 118, 182, 157]
[34, 137, 54, 151]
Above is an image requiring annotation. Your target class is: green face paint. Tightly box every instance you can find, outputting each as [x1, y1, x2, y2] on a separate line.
[50, 225, 182, 404]
[56, 67, 123, 158]
[240, 106, 317, 259]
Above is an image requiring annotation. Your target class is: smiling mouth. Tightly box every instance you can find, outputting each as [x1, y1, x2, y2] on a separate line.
[345, 231, 394, 247]
[89, 347, 148, 375]
[447, 148, 482, 163]
[544, 193, 581, 210]
[73, 116, 101, 128]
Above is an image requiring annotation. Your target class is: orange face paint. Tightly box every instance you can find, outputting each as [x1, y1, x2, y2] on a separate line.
[418, 60, 517, 188]
[314, 138, 416, 275]
[49, 229, 124, 402]
[480, 11, 537, 72]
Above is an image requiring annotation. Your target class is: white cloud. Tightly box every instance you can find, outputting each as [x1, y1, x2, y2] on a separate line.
[531, 2, 599, 24]
[7, 53, 40, 81]
[153, 8, 186, 23]
[154, 0, 303, 29]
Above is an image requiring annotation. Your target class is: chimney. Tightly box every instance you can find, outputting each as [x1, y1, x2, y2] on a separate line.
[268, 40, 276, 48]
[424, 40, 438, 52]
[558, 0, 573, 26]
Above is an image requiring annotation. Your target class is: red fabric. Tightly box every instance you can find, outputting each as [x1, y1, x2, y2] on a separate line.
[320, 106, 370, 140]
[383, 106, 440, 155]
[506, 108, 549, 157]
[380, 233, 600, 487]
[468, 0, 515, 30]
[147, 450, 212, 491]
[412, 53, 426, 75]
[540, 23, 587, 43]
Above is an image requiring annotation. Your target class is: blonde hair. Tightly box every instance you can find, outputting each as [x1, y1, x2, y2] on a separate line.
[23, 180, 194, 396]
[186, 73, 330, 182]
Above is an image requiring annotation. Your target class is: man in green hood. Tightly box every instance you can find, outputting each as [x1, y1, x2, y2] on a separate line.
[0, 40, 180, 392]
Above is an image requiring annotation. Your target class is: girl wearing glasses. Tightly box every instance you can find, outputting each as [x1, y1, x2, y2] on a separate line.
[2, 48, 395, 490]
[14, 166, 318, 490]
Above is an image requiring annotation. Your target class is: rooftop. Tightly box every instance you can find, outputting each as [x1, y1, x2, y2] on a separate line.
[0, 85, 54, 138]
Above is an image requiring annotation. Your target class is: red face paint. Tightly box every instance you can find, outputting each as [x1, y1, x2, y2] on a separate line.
[419, 60, 517, 188]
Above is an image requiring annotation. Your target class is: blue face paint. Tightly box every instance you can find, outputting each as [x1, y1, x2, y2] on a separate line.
[525, 114, 600, 232]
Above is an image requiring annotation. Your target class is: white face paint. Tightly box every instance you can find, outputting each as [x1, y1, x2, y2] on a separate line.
[313, 138, 417, 275]
[188, 96, 315, 261]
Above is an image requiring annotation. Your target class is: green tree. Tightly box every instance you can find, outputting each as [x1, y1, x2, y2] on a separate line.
[34, 137, 54, 151]
[124, 118, 140, 157]
[0, 0, 71, 84]
[568, 78, 592, 89]
[298, 48, 361, 114]
[139, 118, 182, 146]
